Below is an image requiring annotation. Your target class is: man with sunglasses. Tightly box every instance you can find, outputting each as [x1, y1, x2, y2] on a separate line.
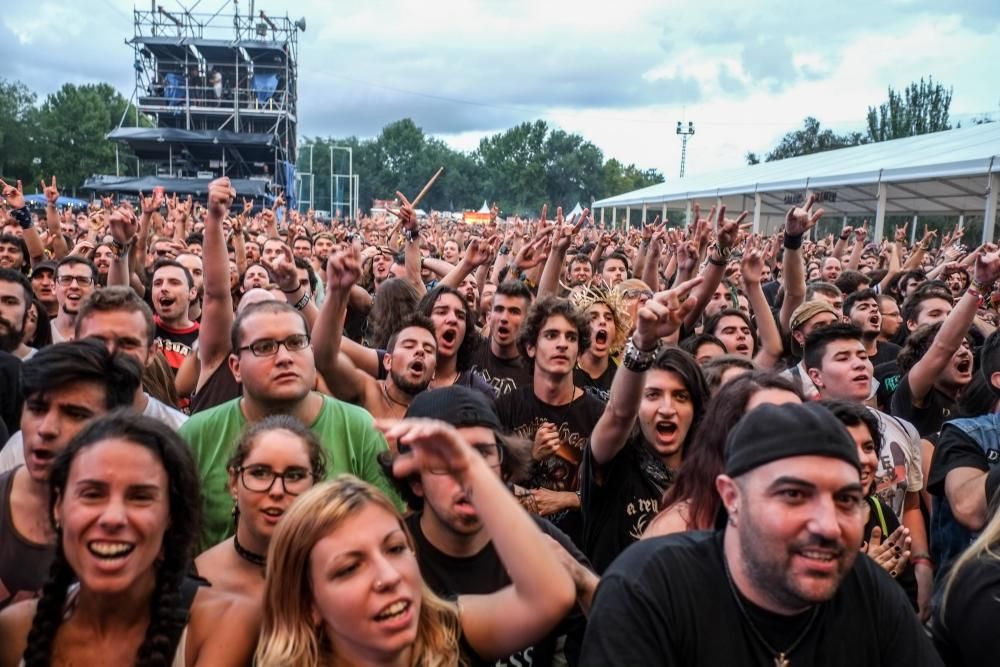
[50, 256, 97, 343]
[179, 299, 400, 549]
[397, 386, 598, 667]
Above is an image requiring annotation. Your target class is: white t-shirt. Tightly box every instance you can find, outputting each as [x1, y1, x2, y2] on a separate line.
[868, 408, 923, 520]
[0, 394, 188, 474]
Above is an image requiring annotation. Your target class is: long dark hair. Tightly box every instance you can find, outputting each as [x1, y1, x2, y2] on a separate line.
[23, 411, 202, 667]
[368, 277, 420, 349]
[660, 372, 803, 530]
[417, 285, 478, 372]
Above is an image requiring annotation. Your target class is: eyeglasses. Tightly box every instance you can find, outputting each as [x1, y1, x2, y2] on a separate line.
[428, 442, 503, 475]
[237, 464, 314, 495]
[237, 333, 311, 357]
[56, 275, 95, 286]
[623, 289, 653, 300]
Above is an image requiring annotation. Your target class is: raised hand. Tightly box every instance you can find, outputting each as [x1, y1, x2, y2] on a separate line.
[69, 240, 95, 257]
[0, 179, 25, 209]
[207, 177, 235, 219]
[712, 205, 749, 250]
[108, 208, 139, 245]
[326, 245, 363, 292]
[784, 193, 824, 237]
[40, 176, 59, 205]
[740, 237, 766, 284]
[377, 418, 477, 480]
[101, 195, 115, 210]
[464, 237, 493, 268]
[854, 220, 869, 243]
[634, 276, 704, 349]
[139, 189, 165, 215]
[973, 244, 1000, 286]
[894, 221, 909, 244]
[861, 525, 911, 577]
[261, 243, 300, 292]
[514, 233, 551, 271]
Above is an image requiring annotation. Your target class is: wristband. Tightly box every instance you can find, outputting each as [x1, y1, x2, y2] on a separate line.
[911, 556, 933, 568]
[292, 291, 311, 310]
[404, 226, 420, 242]
[783, 233, 804, 250]
[109, 239, 133, 260]
[622, 336, 659, 373]
[9, 206, 32, 230]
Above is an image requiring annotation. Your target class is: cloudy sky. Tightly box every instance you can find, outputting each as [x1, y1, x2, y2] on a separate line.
[2, 0, 998, 178]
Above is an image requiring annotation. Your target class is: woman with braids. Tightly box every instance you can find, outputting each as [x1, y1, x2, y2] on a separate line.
[195, 415, 326, 599]
[0, 411, 258, 667]
[643, 372, 804, 537]
[255, 417, 576, 667]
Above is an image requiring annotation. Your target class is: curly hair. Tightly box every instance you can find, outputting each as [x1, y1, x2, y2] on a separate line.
[659, 372, 803, 531]
[569, 284, 632, 354]
[516, 295, 592, 372]
[23, 410, 202, 667]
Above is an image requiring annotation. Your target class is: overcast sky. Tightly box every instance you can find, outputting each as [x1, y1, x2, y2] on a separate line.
[3, 0, 998, 179]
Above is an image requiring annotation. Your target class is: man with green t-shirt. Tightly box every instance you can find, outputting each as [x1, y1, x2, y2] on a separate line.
[180, 299, 399, 548]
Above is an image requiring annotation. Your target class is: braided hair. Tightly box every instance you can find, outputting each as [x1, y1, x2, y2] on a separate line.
[23, 410, 202, 667]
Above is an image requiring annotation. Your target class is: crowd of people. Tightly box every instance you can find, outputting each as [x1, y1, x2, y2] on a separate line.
[0, 171, 997, 665]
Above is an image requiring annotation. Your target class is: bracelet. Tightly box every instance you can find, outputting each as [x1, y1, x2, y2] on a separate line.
[707, 255, 727, 267]
[622, 336, 659, 373]
[911, 556, 933, 568]
[292, 291, 311, 310]
[783, 233, 804, 250]
[281, 285, 301, 294]
[404, 226, 420, 242]
[9, 206, 32, 230]
[108, 239, 132, 260]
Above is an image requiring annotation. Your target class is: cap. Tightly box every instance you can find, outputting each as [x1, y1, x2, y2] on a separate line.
[724, 402, 860, 478]
[789, 300, 840, 356]
[31, 260, 57, 276]
[404, 386, 502, 432]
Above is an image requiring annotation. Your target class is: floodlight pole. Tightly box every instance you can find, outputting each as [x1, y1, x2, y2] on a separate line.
[676, 121, 695, 178]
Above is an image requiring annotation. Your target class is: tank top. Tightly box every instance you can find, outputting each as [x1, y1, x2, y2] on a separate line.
[0, 467, 55, 610]
[190, 361, 241, 414]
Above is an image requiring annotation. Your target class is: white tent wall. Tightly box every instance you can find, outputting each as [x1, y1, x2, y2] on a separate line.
[594, 124, 1000, 243]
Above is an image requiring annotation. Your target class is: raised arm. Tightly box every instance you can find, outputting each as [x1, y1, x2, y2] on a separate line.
[40, 177, 69, 260]
[590, 277, 703, 465]
[439, 237, 495, 291]
[311, 247, 375, 403]
[538, 208, 588, 297]
[741, 240, 783, 370]
[379, 419, 576, 661]
[0, 179, 46, 263]
[682, 204, 745, 329]
[197, 178, 237, 377]
[905, 247, 1000, 404]
[261, 242, 319, 331]
[779, 195, 825, 332]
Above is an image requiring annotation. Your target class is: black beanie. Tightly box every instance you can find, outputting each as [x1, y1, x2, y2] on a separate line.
[724, 402, 861, 477]
[404, 385, 503, 432]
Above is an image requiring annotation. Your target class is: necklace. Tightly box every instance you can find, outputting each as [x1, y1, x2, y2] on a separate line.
[722, 553, 819, 667]
[233, 532, 266, 569]
[381, 383, 409, 409]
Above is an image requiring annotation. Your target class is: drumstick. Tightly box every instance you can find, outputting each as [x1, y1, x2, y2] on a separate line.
[409, 166, 446, 209]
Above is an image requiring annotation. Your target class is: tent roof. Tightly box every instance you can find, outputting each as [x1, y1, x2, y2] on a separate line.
[81, 175, 270, 197]
[594, 123, 1000, 219]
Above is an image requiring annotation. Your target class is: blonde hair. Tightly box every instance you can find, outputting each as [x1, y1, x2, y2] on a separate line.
[940, 501, 1000, 622]
[255, 476, 463, 667]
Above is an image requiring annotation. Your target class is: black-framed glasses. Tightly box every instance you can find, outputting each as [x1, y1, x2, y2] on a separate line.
[237, 333, 310, 357]
[237, 464, 314, 495]
[428, 442, 503, 475]
[56, 275, 95, 286]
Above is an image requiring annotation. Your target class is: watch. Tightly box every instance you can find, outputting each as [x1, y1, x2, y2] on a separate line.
[622, 336, 659, 373]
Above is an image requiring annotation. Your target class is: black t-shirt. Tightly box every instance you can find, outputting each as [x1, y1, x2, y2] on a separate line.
[496, 385, 604, 545]
[405, 512, 590, 667]
[153, 315, 199, 375]
[874, 360, 902, 412]
[870, 340, 901, 368]
[573, 361, 617, 402]
[468, 342, 533, 398]
[0, 351, 21, 439]
[890, 372, 956, 437]
[580, 433, 672, 574]
[581, 531, 943, 667]
[931, 554, 1000, 667]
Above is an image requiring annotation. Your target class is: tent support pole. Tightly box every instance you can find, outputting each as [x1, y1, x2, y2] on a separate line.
[599, 207, 605, 225]
[984, 174, 999, 244]
[874, 183, 887, 243]
[641, 202, 648, 224]
[625, 206, 631, 230]
[685, 200, 692, 228]
[661, 202, 667, 223]
[910, 214, 919, 246]
[611, 207, 617, 229]
[752, 193, 762, 235]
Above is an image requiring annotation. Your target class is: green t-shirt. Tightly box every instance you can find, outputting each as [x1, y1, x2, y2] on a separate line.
[180, 394, 401, 549]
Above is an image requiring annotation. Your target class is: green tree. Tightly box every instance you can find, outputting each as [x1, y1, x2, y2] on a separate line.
[0, 78, 39, 181]
[476, 120, 549, 213]
[600, 158, 664, 198]
[543, 128, 605, 207]
[866, 77, 952, 142]
[751, 117, 865, 164]
[34, 83, 145, 192]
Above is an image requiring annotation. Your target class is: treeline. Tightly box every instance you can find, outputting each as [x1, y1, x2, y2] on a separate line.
[300, 119, 663, 215]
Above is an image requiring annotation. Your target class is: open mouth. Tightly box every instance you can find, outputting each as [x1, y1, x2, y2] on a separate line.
[655, 421, 678, 437]
[158, 296, 176, 309]
[956, 359, 972, 373]
[496, 325, 510, 337]
[852, 374, 870, 384]
[595, 330, 609, 345]
[87, 541, 136, 560]
[374, 600, 411, 622]
[409, 360, 425, 374]
[30, 448, 55, 463]
[441, 329, 457, 344]
[261, 507, 284, 518]
[868, 315, 880, 326]
[735, 343, 750, 355]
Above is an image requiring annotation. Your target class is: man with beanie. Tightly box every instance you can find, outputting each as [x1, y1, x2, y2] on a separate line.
[398, 386, 597, 667]
[582, 402, 941, 666]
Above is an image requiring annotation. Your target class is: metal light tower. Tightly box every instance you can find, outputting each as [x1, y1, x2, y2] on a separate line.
[676, 121, 695, 178]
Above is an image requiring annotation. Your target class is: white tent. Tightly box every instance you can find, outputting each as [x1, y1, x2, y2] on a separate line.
[593, 123, 1000, 242]
[478, 200, 490, 213]
[567, 202, 584, 220]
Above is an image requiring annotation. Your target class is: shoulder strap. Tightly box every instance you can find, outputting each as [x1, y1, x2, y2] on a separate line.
[869, 496, 889, 536]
